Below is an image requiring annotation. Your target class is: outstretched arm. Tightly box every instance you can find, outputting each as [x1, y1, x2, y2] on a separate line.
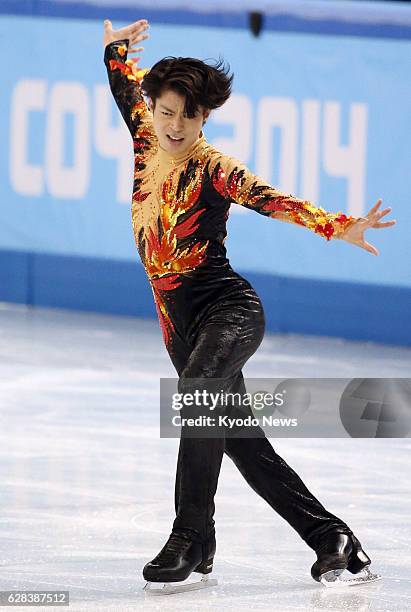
[103, 19, 151, 138]
[209, 154, 396, 254]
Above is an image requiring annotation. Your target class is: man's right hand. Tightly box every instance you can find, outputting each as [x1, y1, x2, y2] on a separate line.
[103, 18, 149, 53]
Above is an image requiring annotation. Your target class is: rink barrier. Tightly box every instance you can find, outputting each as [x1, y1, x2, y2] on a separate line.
[1, 1, 411, 40]
[1, 248, 410, 347]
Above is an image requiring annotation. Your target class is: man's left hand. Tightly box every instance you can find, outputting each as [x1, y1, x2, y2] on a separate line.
[340, 199, 396, 255]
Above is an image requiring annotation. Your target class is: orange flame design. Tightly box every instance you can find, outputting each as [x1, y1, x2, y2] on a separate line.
[145, 163, 209, 345]
[109, 58, 149, 83]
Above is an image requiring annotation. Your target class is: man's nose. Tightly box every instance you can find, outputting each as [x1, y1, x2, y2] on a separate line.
[170, 115, 184, 132]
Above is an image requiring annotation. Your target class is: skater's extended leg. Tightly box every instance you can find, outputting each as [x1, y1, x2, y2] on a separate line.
[223, 378, 351, 550]
[225, 433, 352, 550]
[223, 375, 378, 586]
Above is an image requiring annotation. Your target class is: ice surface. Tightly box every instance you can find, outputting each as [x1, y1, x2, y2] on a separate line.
[0, 303, 410, 611]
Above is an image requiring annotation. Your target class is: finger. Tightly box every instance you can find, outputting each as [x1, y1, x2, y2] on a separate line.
[377, 207, 392, 218]
[129, 27, 149, 40]
[373, 220, 397, 228]
[363, 241, 379, 256]
[368, 206, 391, 225]
[128, 32, 148, 47]
[364, 201, 381, 220]
[129, 19, 149, 29]
[132, 33, 149, 44]
[368, 201, 387, 219]
[104, 19, 112, 32]
[128, 48, 144, 56]
[124, 20, 148, 37]
[370, 198, 382, 214]
[130, 20, 149, 35]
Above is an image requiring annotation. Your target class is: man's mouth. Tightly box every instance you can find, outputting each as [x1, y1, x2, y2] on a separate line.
[167, 134, 184, 143]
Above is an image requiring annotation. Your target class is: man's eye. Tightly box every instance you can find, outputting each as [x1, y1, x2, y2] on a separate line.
[162, 112, 171, 116]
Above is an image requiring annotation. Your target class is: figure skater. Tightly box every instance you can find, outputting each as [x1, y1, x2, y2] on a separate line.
[103, 17, 395, 594]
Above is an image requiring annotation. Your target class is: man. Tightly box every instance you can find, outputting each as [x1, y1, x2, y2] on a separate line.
[103, 17, 394, 594]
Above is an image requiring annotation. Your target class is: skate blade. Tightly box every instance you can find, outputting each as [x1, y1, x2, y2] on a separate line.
[320, 566, 382, 588]
[143, 574, 218, 596]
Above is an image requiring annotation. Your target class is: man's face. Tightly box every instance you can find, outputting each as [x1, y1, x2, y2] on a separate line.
[150, 89, 210, 154]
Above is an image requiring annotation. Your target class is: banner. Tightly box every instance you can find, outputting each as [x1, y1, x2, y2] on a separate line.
[1, 14, 410, 287]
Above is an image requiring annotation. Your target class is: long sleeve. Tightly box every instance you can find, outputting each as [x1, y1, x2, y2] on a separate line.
[208, 153, 356, 241]
[104, 39, 155, 146]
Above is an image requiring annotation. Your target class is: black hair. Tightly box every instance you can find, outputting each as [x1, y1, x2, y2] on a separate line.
[141, 56, 234, 118]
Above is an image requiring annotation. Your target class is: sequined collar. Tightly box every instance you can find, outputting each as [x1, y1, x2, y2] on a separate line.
[157, 132, 207, 165]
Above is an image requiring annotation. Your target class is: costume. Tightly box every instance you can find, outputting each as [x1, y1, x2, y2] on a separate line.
[104, 40, 379, 592]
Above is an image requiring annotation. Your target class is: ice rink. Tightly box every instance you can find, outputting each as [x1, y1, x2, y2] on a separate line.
[0, 302, 410, 611]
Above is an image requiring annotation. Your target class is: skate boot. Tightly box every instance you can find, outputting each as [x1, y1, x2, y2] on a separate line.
[311, 532, 381, 587]
[142, 529, 217, 595]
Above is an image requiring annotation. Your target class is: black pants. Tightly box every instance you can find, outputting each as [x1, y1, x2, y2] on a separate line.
[168, 282, 352, 552]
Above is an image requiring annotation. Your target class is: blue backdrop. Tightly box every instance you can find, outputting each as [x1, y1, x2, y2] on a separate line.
[1, 2, 410, 344]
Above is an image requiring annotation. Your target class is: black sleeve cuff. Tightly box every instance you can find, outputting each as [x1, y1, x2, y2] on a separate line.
[103, 39, 129, 65]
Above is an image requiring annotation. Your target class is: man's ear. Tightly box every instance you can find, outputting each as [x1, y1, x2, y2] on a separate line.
[202, 109, 211, 125]
[148, 98, 154, 112]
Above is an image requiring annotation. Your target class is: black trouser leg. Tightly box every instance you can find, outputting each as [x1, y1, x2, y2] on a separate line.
[172, 310, 265, 541]
[224, 375, 352, 551]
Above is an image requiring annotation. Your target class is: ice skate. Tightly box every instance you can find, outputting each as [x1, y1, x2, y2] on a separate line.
[143, 530, 218, 595]
[311, 532, 381, 588]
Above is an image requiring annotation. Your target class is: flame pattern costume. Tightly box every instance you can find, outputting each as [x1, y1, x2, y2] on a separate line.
[104, 40, 355, 550]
